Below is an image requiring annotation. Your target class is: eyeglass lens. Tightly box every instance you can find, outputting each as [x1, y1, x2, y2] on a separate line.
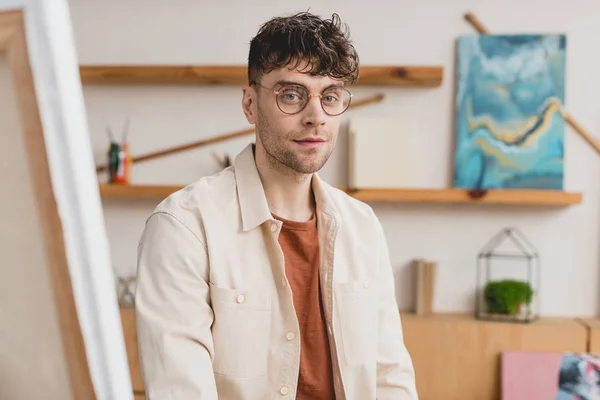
[276, 85, 351, 115]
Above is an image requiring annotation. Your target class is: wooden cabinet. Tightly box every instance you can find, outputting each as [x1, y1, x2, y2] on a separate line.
[119, 308, 590, 400]
[401, 313, 588, 400]
[120, 308, 145, 398]
[579, 318, 600, 353]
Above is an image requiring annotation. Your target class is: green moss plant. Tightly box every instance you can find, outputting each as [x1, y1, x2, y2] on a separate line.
[483, 279, 533, 316]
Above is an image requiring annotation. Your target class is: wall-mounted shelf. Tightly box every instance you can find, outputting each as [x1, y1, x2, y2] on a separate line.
[99, 184, 182, 199]
[99, 184, 582, 206]
[346, 187, 582, 206]
[80, 65, 443, 87]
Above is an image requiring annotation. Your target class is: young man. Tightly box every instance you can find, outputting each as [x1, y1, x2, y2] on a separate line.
[135, 11, 417, 400]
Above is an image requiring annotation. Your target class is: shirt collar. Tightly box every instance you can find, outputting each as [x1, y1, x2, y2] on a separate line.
[233, 143, 339, 232]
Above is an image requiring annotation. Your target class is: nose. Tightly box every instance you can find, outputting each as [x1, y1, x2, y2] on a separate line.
[301, 95, 327, 127]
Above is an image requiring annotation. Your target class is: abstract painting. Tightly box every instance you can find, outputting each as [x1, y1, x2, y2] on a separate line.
[454, 34, 567, 190]
[502, 351, 600, 399]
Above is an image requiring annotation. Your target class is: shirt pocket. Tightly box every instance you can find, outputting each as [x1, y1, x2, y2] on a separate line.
[335, 279, 378, 365]
[209, 282, 272, 378]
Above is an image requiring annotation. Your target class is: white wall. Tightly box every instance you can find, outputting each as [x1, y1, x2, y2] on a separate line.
[70, 0, 600, 317]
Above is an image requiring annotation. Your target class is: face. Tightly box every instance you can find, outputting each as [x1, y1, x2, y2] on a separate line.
[242, 65, 346, 175]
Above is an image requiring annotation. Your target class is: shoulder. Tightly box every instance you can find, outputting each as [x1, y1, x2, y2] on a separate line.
[146, 166, 237, 239]
[319, 181, 380, 228]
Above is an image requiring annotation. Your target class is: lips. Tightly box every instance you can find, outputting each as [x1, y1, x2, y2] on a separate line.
[294, 138, 325, 143]
[293, 137, 326, 148]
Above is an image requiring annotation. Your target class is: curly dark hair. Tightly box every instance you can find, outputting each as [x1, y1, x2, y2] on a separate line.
[247, 12, 359, 86]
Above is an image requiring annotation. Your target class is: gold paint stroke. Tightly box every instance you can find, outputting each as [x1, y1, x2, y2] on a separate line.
[467, 96, 562, 147]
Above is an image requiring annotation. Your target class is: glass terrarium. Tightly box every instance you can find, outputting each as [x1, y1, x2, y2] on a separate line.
[475, 227, 540, 323]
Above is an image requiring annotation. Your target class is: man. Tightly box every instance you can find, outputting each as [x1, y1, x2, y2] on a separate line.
[135, 11, 417, 400]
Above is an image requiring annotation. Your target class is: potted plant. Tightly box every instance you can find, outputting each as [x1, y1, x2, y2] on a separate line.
[483, 279, 533, 316]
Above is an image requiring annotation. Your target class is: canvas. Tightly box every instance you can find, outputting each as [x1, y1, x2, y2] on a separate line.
[347, 116, 418, 189]
[502, 351, 600, 400]
[454, 34, 567, 190]
[0, 4, 132, 400]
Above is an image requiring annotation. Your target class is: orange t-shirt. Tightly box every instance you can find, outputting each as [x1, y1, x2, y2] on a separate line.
[273, 212, 336, 400]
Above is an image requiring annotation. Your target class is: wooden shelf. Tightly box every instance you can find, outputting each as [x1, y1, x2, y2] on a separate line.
[80, 65, 443, 87]
[99, 184, 582, 206]
[99, 184, 182, 199]
[346, 187, 582, 206]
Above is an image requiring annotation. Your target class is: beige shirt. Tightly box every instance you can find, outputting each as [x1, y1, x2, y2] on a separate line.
[135, 143, 418, 400]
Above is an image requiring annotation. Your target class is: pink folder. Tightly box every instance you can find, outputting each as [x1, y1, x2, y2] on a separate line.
[502, 352, 563, 399]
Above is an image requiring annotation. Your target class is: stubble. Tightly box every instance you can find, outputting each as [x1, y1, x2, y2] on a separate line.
[255, 106, 335, 176]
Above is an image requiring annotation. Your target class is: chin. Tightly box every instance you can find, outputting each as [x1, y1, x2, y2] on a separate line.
[289, 158, 328, 175]
[273, 146, 332, 175]
[293, 166, 322, 175]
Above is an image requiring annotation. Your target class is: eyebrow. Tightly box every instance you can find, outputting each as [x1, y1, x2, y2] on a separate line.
[274, 80, 345, 91]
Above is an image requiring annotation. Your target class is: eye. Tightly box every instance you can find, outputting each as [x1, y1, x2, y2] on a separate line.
[322, 89, 342, 104]
[323, 94, 339, 104]
[278, 86, 306, 104]
[284, 92, 300, 101]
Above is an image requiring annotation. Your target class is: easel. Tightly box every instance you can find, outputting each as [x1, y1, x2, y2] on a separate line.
[1, 6, 132, 399]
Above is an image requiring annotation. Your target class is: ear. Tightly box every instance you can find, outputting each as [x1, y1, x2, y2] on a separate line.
[241, 85, 256, 124]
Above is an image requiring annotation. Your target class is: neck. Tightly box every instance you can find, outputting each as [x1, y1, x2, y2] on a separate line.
[254, 144, 315, 222]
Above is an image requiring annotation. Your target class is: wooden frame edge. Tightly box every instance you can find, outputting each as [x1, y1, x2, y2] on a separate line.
[2, 9, 97, 399]
[0, 9, 20, 50]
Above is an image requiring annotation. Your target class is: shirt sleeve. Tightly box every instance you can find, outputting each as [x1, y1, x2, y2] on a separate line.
[135, 211, 218, 400]
[372, 213, 419, 400]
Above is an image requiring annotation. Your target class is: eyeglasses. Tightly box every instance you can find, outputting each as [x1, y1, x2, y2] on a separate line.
[251, 81, 353, 116]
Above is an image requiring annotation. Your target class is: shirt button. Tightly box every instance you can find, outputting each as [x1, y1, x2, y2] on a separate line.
[363, 281, 369, 288]
[281, 277, 287, 286]
[328, 326, 333, 335]
[236, 294, 245, 303]
[286, 331, 295, 341]
[279, 385, 289, 395]
[270, 223, 277, 232]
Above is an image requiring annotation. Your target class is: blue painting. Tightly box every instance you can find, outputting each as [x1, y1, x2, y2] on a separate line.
[556, 353, 600, 400]
[454, 34, 567, 190]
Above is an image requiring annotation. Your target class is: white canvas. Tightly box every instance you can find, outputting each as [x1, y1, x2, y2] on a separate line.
[348, 116, 418, 189]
